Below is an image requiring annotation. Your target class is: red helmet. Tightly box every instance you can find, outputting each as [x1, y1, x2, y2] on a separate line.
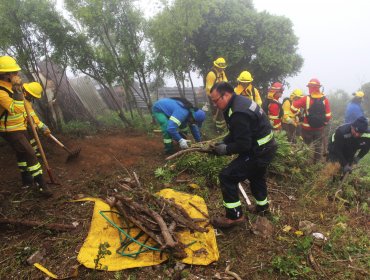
[270, 82, 284, 92]
[307, 78, 321, 88]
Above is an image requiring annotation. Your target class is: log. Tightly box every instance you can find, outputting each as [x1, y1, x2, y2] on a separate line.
[0, 218, 76, 231]
[114, 195, 177, 248]
[165, 147, 214, 161]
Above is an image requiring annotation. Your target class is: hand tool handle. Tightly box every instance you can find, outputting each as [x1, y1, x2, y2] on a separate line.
[49, 134, 65, 148]
[23, 96, 56, 184]
[48, 134, 73, 154]
[238, 183, 252, 206]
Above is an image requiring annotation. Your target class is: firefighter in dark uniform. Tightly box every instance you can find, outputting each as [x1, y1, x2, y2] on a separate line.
[328, 116, 369, 174]
[209, 82, 277, 228]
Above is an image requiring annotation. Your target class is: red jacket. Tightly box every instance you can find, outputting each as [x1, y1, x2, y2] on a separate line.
[291, 93, 331, 131]
[268, 99, 282, 130]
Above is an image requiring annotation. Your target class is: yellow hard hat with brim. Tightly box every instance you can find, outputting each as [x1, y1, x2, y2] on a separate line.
[0, 56, 21, 73]
[23, 82, 43, 99]
[213, 57, 227, 69]
[353, 91, 364, 98]
[291, 89, 303, 98]
[237, 71, 253, 83]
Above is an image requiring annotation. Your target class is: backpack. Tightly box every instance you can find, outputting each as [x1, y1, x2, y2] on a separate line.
[306, 96, 326, 128]
[263, 99, 283, 118]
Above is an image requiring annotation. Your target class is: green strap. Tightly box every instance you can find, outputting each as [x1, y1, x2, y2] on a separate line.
[361, 133, 370, 138]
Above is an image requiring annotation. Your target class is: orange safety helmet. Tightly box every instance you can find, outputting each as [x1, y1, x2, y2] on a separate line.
[269, 82, 284, 93]
[307, 78, 321, 88]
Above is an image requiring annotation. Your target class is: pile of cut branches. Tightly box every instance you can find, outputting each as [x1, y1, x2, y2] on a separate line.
[105, 173, 209, 259]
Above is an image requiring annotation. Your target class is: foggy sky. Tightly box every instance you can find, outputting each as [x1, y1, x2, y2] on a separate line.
[57, 0, 370, 94]
[254, 0, 370, 94]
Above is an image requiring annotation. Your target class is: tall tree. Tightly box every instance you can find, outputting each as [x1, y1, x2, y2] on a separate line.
[190, 0, 303, 96]
[65, 0, 156, 113]
[0, 0, 93, 131]
[148, 0, 208, 99]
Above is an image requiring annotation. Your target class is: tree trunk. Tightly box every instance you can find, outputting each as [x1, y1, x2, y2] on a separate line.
[188, 71, 198, 107]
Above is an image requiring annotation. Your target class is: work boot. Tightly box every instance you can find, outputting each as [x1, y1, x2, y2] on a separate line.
[34, 175, 53, 198]
[21, 172, 33, 189]
[211, 216, 245, 229]
[248, 204, 270, 216]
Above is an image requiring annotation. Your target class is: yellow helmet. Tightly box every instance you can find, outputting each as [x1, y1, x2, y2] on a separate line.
[213, 57, 227, 69]
[237, 71, 253, 83]
[290, 88, 303, 98]
[23, 82, 43, 99]
[353, 91, 364, 98]
[0, 56, 21, 73]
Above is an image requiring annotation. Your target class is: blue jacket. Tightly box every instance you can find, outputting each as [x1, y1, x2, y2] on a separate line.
[344, 101, 364, 124]
[152, 98, 202, 142]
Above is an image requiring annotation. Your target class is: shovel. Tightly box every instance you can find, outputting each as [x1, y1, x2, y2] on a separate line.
[23, 96, 57, 184]
[48, 134, 81, 162]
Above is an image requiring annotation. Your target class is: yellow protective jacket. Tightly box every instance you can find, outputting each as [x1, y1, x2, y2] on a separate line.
[205, 69, 227, 95]
[0, 80, 26, 132]
[234, 84, 262, 106]
[25, 100, 46, 130]
[282, 98, 299, 126]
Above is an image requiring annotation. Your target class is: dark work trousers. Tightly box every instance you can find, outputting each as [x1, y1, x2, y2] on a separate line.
[282, 123, 297, 143]
[0, 130, 40, 185]
[302, 129, 324, 163]
[207, 95, 226, 132]
[219, 142, 277, 219]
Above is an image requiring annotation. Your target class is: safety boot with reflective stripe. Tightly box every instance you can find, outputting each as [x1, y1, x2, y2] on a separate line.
[18, 161, 33, 188]
[223, 200, 243, 220]
[248, 199, 270, 216]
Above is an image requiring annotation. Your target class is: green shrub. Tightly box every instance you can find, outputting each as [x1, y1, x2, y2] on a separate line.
[62, 120, 97, 137]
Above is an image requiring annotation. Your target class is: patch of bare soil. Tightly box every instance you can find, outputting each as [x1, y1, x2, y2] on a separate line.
[0, 131, 168, 279]
[0, 131, 368, 279]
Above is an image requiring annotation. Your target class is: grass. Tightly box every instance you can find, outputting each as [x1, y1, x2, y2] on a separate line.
[1, 124, 369, 279]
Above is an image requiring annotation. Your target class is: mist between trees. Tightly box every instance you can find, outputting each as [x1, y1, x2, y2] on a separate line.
[1, 0, 368, 132]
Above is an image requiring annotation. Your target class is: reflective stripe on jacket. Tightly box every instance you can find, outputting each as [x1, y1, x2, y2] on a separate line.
[25, 100, 46, 129]
[223, 94, 273, 156]
[234, 84, 262, 107]
[268, 99, 282, 130]
[291, 93, 331, 131]
[0, 80, 26, 132]
[205, 69, 228, 95]
[152, 98, 201, 142]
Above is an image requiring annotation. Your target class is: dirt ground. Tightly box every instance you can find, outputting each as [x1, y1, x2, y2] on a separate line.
[0, 130, 368, 280]
[0, 131, 170, 279]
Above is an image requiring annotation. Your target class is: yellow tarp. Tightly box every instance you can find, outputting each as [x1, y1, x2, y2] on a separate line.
[77, 189, 219, 271]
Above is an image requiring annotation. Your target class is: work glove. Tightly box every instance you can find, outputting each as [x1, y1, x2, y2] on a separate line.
[214, 143, 228, 156]
[11, 75, 23, 90]
[343, 164, 352, 174]
[43, 127, 51, 137]
[11, 75, 23, 99]
[40, 124, 51, 137]
[178, 138, 190, 150]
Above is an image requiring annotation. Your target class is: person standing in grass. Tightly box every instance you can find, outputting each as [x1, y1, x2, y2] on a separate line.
[209, 82, 277, 228]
